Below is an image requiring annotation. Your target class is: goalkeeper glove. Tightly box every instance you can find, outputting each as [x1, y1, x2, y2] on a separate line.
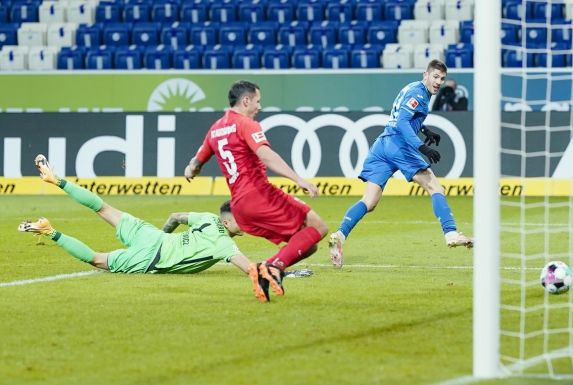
[420, 125, 441, 146]
[418, 144, 441, 164]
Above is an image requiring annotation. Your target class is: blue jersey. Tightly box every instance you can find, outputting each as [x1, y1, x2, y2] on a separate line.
[381, 81, 431, 151]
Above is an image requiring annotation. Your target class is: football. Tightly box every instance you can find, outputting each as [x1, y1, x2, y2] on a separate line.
[540, 261, 573, 295]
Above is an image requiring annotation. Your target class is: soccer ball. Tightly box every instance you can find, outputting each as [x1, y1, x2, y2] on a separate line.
[540, 261, 572, 295]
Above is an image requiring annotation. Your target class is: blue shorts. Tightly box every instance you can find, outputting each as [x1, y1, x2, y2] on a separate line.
[359, 135, 430, 189]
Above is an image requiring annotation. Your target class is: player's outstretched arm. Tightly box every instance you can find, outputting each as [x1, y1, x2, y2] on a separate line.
[184, 157, 204, 182]
[255, 145, 319, 197]
[230, 254, 252, 274]
[162, 212, 190, 233]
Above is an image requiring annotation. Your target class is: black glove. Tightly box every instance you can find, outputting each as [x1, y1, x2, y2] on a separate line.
[420, 125, 441, 146]
[418, 144, 441, 164]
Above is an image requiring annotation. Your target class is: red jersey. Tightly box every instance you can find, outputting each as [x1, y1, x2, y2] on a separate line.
[195, 110, 271, 200]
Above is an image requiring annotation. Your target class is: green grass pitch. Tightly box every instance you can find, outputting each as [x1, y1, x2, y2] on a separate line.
[0, 195, 570, 385]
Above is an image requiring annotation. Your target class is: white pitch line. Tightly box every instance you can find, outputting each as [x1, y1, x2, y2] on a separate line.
[306, 263, 540, 271]
[0, 270, 101, 288]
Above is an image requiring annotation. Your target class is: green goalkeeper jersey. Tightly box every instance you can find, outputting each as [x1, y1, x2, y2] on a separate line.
[152, 212, 241, 274]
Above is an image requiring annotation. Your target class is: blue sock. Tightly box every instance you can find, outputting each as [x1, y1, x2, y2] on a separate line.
[339, 201, 368, 239]
[431, 193, 457, 234]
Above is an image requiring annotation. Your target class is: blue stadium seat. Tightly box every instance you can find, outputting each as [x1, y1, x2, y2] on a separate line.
[203, 45, 231, 69]
[115, 45, 143, 69]
[248, 22, 278, 46]
[502, 48, 534, 67]
[445, 43, 473, 68]
[262, 44, 290, 69]
[460, 21, 473, 44]
[278, 22, 307, 47]
[339, 22, 367, 46]
[503, 1, 532, 20]
[325, 2, 353, 23]
[0, 23, 18, 47]
[532, 2, 564, 21]
[267, 2, 294, 23]
[57, 46, 85, 70]
[95, 2, 122, 23]
[0, 4, 8, 22]
[173, 45, 202, 69]
[189, 22, 219, 46]
[501, 23, 519, 45]
[233, 44, 261, 69]
[292, 45, 321, 68]
[161, 23, 188, 49]
[384, 1, 414, 21]
[552, 20, 572, 44]
[210, 3, 237, 23]
[296, 2, 323, 23]
[239, 2, 265, 23]
[144, 45, 172, 69]
[219, 23, 247, 45]
[309, 21, 337, 47]
[132, 22, 160, 47]
[367, 21, 398, 46]
[103, 23, 131, 47]
[181, 3, 208, 23]
[524, 22, 547, 45]
[151, 3, 179, 23]
[534, 42, 570, 67]
[356, 2, 383, 22]
[86, 46, 114, 69]
[123, 3, 150, 22]
[351, 44, 382, 68]
[323, 44, 349, 68]
[76, 24, 102, 48]
[10, 1, 39, 22]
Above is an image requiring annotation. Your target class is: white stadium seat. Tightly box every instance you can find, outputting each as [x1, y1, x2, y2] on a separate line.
[413, 44, 445, 69]
[28, 46, 59, 70]
[382, 44, 413, 69]
[17, 23, 48, 46]
[47, 23, 78, 46]
[414, 0, 445, 21]
[66, 1, 96, 24]
[398, 20, 430, 44]
[39, 1, 67, 23]
[0, 46, 29, 70]
[429, 20, 459, 45]
[445, 0, 474, 21]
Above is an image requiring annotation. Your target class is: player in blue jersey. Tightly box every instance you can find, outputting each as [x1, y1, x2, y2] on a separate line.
[328, 59, 473, 268]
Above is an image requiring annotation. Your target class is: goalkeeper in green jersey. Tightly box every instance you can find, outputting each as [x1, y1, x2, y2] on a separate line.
[17, 154, 282, 302]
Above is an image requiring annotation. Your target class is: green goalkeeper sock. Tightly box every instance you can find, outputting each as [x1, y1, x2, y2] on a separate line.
[59, 179, 103, 212]
[51, 231, 95, 264]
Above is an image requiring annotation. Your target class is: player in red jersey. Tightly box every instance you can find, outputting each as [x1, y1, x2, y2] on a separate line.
[184, 80, 328, 301]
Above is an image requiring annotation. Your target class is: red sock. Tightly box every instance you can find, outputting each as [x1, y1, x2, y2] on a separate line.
[266, 227, 322, 270]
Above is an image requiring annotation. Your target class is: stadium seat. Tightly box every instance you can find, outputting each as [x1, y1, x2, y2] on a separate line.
[292, 45, 321, 68]
[232, 44, 261, 69]
[503, 1, 529, 20]
[132, 22, 159, 47]
[189, 22, 218, 46]
[28, 46, 58, 70]
[210, 3, 237, 23]
[261, 44, 290, 69]
[524, 22, 547, 46]
[445, 0, 473, 21]
[502, 47, 534, 67]
[532, 2, 565, 21]
[0, 4, 7, 23]
[219, 23, 247, 46]
[203, 45, 231, 69]
[18, 22, 47, 46]
[355, 2, 383, 22]
[309, 21, 337, 47]
[382, 43, 413, 68]
[151, 3, 179, 23]
[535, 42, 569, 67]
[429, 20, 459, 45]
[173, 45, 202, 69]
[85, 46, 114, 69]
[0, 45, 28, 70]
[248, 22, 277, 46]
[144, 45, 172, 69]
[115, 45, 142, 69]
[0, 23, 19, 48]
[459, 21, 473, 44]
[66, 2, 95, 24]
[39, 1, 65, 23]
[47, 23, 77, 47]
[181, 2, 207, 23]
[501, 23, 519, 45]
[95, 2, 122, 23]
[384, 1, 414, 21]
[267, 2, 294, 23]
[339, 22, 366, 46]
[239, 2, 265, 23]
[103, 23, 131, 47]
[414, 1, 445, 21]
[123, 3, 150, 22]
[552, 20, 572, 44]
[161, 23, 188, 49]
[350, 44, 382, 68]
[323, 44, 349, 68]
[10, 2, 40, 23]
[413, 43, 444, 68]
[445, 43, 473, 68]
[278, 22, 307, 47]
[325, 2, 353, 23]
[296, 2, 323, 23]
[76, 23, 102, 48]
[398, 20, 430, 44]
[368, 21, 399, 46]
[57, 46, 85, 69]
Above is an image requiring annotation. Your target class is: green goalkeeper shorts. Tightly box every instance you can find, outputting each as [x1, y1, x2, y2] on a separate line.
[107, 213, 164, 274]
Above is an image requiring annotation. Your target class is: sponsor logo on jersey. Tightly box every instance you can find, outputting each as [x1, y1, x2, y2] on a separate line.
[251, 131, 267, 143]
[406, 98, 419, 109]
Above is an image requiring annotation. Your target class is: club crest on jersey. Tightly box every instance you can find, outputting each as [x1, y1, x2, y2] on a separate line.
[406, 97, 419, 109]
[251, 131, 266, 143]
